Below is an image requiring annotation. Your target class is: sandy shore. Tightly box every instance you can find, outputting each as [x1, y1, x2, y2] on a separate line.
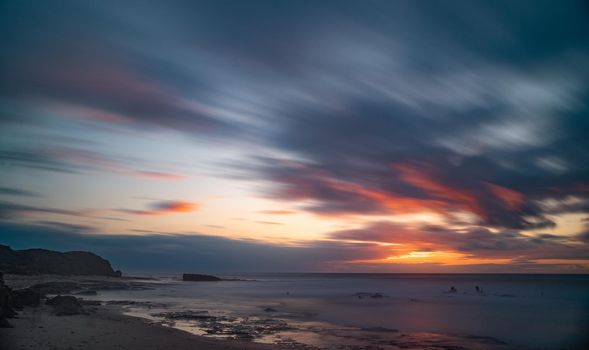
[0, 274, 528, 350]
[1, 304, 277, 350]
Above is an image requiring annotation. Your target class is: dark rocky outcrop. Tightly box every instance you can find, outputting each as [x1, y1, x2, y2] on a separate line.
[46, 295, 85, 316]
[355, 292, 388, 299]
[182, 273, 222, 282]
[12, 288, 41, 308]
[0, 273, 16, 327]
[0, 244, 120, 277]
[29, 281, 80, 295]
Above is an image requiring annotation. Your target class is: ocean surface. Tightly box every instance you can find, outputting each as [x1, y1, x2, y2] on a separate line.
[87, 273, 589, 349]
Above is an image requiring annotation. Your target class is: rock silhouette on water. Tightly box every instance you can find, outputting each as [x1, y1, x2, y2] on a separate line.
[182, 273, 222, 282]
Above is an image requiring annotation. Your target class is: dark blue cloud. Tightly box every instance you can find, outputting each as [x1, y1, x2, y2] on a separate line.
[0, 201, 83, 219]
[0, 187, 41, 198]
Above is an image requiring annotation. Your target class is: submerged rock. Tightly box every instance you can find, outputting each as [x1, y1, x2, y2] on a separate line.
[198, 316, 291, 340]
[355, 292, 388, 299]
[182, 273, 222, 282]
[362, 326, 399, 333]
[105, 300, 166, 308]
[46, 295, 85, 316]
[12, 288, 41, 308]
[28, 280, 148, 297]
[152, 311, 215, 320]
[75, 290, 97, 296]
[29, 281, 80, 295]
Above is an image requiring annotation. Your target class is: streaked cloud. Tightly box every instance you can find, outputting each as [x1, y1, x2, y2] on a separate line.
[0, 201, 85, 219]
[260, 210, 295, 215]
[1, 221, 587, 273]
[0, 146, 188, 180]
[0, 0, 588, 272]
[118, 200, 199, 216]
[329, 221, 589, 262]
[0, 187, 41, 198]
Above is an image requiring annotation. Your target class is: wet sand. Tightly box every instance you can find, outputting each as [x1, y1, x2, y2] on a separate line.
[1, 304, 276, 350]
[0, 274, 544, 349]
[1, 303, 521, 350]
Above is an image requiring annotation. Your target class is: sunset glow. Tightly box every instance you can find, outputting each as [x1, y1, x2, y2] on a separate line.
[1, 0, 588, 274]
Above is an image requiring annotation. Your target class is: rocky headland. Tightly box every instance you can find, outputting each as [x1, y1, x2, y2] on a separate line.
[0, 244, 125, 328]
[0, 244, 121, 277]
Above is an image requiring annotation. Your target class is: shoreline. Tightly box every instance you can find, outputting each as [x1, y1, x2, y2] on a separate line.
[1, 274, 277, 350]
[0, 273, 558, 349]
[1, 303, 277, 350]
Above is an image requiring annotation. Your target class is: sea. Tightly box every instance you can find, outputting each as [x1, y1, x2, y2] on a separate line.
[86, 273, 589, 349]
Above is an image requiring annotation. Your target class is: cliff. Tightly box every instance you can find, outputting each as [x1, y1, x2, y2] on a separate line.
[0, 245, 121, 277]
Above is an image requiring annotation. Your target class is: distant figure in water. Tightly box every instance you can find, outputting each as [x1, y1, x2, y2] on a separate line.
[449, 286, 457, 293]
[475, 286, 481, 293]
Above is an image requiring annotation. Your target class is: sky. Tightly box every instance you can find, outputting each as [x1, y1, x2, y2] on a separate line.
[1, 0, 589, 273]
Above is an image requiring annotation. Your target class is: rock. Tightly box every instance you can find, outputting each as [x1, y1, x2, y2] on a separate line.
[12, 288, 41, 308]
[29, 281, 80, 295]
[263, 307, 277, 312]
[46, 295, 85, 316]
[354, 292, 388, 299]
[182, 273, 222, 282]
[361, 327, 398, 333]
[0, 244, 121, 277]
[75, 290, 97, 296]
[151, 311, 215, 320]
[0, 272, 16, 327]
[105, 300, 166, 308]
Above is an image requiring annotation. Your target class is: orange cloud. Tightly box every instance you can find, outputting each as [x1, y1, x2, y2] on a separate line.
[485, 182, 524, 210]
[316, 176, 447, 216]
[120, 200, 199, 216]
[260, 210, 295, 215]
[266, 160, 532, 225]
[156, 201, 197, 213]
[257, 221, 283, 225]
[394, 163, 486, 218]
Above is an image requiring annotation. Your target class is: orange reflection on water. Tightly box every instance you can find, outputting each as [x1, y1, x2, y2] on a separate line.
[350, 249, 513, 266]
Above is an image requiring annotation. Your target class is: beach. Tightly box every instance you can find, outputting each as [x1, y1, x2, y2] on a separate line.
[1, 274, 274, 350]
[1, 273, 588, 350]
[2, 304, 275, 350]
[0, 299, 513, 350]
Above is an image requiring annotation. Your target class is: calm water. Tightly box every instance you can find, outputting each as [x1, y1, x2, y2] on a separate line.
[91, 273, 589, 349]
